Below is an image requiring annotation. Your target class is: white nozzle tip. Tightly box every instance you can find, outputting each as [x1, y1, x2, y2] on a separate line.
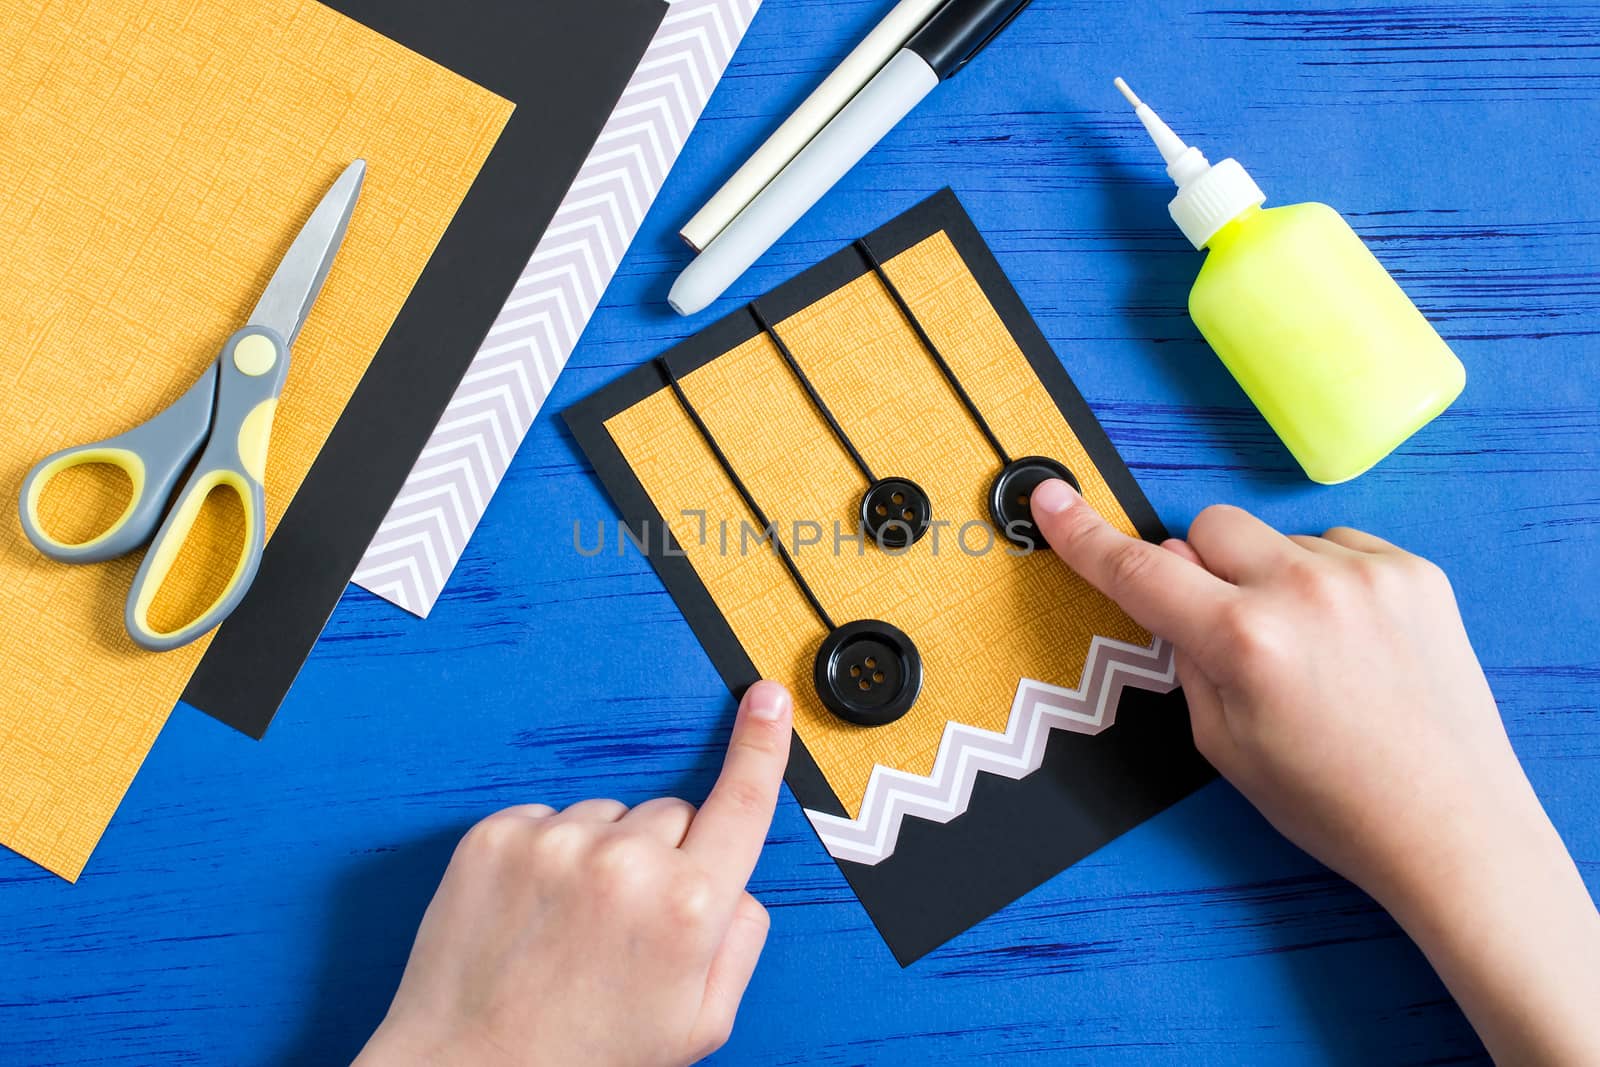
[1113, 77, 1141, 108]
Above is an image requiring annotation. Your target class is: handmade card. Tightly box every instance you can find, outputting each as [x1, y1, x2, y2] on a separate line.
[0, 0, 511, 879]
[565, 190, 1215, 963]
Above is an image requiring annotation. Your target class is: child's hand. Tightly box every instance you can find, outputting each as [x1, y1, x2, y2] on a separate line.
[1032, 481, 1511, 904]
[1030, 480, 1600, 1065]
[355, 681, 793, 1067]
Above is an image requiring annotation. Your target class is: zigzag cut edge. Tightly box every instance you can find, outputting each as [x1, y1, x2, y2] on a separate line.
[803, 635, 1178, 866]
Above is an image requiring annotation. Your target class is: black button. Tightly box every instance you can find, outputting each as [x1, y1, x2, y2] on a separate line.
[989, 456, 1080, 549]
[813, 619, 923, 727]
[859, 477, 931, 549]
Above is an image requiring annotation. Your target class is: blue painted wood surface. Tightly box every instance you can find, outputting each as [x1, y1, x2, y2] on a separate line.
[3, 0, 1597, 1062]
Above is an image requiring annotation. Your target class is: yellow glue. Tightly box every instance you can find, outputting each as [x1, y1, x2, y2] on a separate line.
[1115, 78, 1465, 485]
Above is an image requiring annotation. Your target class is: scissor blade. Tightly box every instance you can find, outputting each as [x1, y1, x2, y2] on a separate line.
[248, 159, 366, 347]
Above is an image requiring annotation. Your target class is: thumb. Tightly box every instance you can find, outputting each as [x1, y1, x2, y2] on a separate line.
[1030, 479, 1235, 653]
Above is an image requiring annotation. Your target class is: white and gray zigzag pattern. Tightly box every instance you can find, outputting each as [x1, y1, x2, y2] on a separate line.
[806, 636, 1179, 866]
[353, 0, 761, 616]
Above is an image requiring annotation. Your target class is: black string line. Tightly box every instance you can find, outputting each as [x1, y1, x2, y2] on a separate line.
[656, 357, 837, 632]
[855, 238, 1013, 467]
[749, 302, 876, 485]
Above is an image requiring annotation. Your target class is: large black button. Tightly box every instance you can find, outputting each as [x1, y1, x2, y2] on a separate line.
[989, 456, 1080, 549]
[813, 619, 923, 727]
[859, 477, 931, 549]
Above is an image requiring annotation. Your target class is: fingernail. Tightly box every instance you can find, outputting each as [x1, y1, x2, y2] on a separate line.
[745, 680, 792, 722]
[1030, 478, 1078, 516]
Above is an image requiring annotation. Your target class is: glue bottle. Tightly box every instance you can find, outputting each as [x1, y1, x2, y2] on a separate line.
[1114, 78, 1465, 484]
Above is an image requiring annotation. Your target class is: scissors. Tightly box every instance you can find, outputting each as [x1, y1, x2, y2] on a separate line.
[18, 160, 366, 652]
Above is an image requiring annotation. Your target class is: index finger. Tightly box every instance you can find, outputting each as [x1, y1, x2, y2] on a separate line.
[681, 680, 793, 894]
[1030, 479, 1236, 651]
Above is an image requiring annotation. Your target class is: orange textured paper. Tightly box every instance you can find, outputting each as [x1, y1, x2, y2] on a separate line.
[0, 0, 513, 879]
[606, 232, 1151, 816]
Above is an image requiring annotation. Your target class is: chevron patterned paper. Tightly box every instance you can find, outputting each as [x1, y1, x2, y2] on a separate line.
[804, 637, 1180, 866]
[353, 0, 762, 615]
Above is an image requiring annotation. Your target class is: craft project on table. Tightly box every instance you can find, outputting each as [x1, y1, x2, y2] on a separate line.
[0, 0, 511, 879]
[566, 190, 1216, 963]
[183, 0, 749, 737]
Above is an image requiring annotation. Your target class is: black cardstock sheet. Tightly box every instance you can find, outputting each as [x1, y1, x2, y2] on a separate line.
[564, 190, 1218, 964]
[183, 0, 669, 737]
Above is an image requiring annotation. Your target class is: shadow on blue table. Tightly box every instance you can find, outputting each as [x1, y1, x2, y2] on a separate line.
[1127, 786, 1487, 1063]
[271, 824, 469, 1065]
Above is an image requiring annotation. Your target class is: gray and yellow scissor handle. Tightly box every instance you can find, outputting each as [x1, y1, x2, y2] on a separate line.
[20, 327, 291, 651]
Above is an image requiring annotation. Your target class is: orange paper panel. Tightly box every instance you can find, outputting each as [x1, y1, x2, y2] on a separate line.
[0, 0, 513, 879]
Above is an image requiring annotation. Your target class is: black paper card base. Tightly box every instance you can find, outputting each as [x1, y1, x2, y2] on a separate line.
[564, 189, 1217, 964]
[183, 0, 669, 737]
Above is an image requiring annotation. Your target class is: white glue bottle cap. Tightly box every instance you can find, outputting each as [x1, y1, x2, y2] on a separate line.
[1115, 77, 1266, 249]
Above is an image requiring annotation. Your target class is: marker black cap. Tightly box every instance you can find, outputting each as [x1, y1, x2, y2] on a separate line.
[905, 0, 1034, 80]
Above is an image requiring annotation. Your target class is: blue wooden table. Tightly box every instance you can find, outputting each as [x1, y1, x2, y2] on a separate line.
[4, 0, 1597, 1062]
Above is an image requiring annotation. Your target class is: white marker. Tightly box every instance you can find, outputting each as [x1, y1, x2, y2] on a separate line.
[679, 0, 949, 253]
[668, 0, 1035, 317]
